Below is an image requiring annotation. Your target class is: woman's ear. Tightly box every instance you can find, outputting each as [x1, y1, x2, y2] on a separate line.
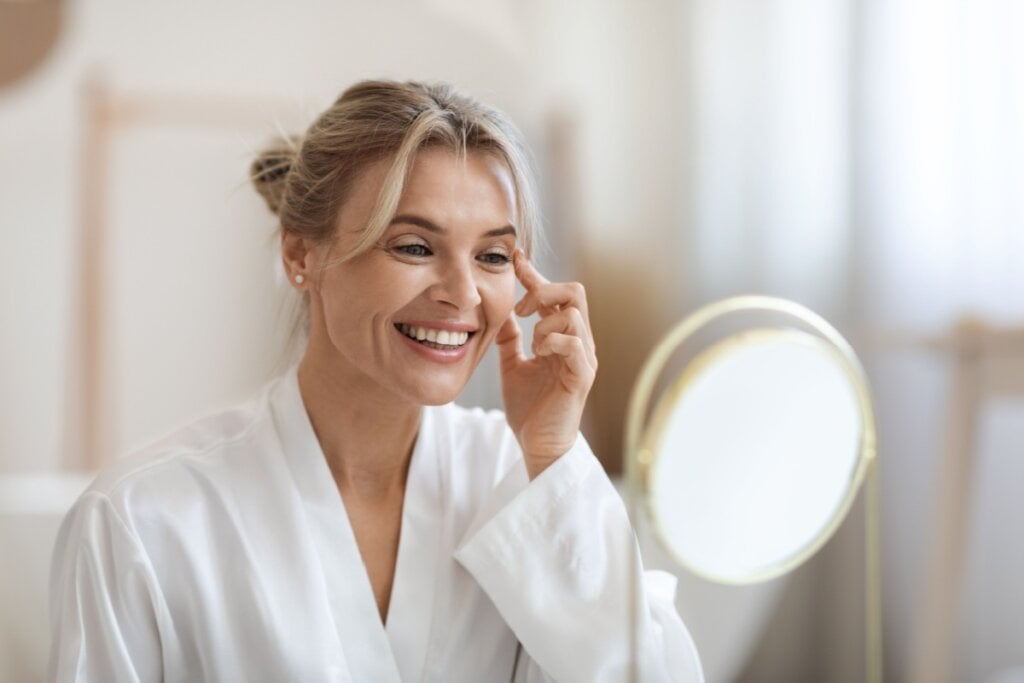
[281, 232, 314, 288]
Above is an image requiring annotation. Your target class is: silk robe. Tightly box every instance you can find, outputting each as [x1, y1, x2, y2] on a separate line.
[49, 368, 703, 682]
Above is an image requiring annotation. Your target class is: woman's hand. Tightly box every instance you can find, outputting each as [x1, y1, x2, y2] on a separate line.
[496, 250, 598, 480]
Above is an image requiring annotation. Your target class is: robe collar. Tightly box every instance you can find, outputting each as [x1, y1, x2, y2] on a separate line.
[270, 367, 446, 681]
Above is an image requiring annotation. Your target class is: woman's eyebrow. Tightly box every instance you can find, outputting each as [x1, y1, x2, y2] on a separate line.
[390, 213, 517, 239]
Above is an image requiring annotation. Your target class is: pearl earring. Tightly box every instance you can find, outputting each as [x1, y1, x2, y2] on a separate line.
[294, 274, 305, 285]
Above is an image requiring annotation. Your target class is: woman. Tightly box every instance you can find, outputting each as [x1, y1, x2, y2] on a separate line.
[49, 80, 703, 682]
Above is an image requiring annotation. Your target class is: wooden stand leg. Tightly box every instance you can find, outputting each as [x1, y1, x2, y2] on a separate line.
[908, 342, 980, 683]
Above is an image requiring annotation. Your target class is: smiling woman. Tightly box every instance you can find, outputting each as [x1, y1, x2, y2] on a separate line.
[48, 80, 704, 682]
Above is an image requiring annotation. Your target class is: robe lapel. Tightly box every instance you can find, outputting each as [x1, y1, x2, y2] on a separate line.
[385, 405, 444, 681]
[272, 370, 403, 682]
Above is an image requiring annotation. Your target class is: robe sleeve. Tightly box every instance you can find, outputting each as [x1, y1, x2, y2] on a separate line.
[453, 435, 705, 683]
[48, 491, 165, 682]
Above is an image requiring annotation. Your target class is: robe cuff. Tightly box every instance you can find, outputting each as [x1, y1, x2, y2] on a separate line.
[453, 432, 592, 563]
[453, 430, 704, 682]
[453, 434, 669, 680]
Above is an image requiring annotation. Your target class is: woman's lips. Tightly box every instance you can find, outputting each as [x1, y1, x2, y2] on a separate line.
[397, 320, 479, 334]
[395, 325, 472, 363]
[396, 323, 471, 346]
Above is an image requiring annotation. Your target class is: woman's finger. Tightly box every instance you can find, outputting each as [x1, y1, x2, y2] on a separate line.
[535, 333, 594, 386]
[495, 313, 525, 373]
[513, 254, 589, 318]
[531, 307, 597, 367]
[512, 249, 549, 289]
[515, 281, 590, 319]
[512, 252, 590, 319]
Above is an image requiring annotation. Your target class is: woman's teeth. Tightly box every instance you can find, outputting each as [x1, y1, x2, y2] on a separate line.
[398, 324, 470, 348]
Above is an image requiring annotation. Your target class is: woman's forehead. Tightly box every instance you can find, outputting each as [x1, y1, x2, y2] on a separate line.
[401, 148, 515, 202]
[333, 147, 518, 243]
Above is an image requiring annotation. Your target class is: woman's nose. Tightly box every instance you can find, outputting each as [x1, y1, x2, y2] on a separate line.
[429, 262, 482, 310]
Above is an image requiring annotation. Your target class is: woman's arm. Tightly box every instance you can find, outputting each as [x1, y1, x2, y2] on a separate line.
[49, 492, 164, 682]
[454, 436, 704, 683]
[473, 251, 702, 681]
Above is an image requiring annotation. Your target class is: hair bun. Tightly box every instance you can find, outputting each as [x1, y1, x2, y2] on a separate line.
[251, 135, 301, 215]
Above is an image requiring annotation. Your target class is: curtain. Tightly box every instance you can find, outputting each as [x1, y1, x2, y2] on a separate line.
[857, 1, 1024, 681]
[686, 0, 1024, 680]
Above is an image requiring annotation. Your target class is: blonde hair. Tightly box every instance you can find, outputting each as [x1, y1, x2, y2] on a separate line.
[251, 79, 540, 258]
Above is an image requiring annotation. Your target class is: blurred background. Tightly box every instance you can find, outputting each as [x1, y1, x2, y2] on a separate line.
[1, 0, 1021, 681]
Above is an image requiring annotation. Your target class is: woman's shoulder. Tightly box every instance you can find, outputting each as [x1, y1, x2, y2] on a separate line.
[80, 378, 283, 517]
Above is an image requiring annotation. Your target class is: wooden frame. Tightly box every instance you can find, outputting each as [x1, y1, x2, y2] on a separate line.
[65, 74, 291, 471]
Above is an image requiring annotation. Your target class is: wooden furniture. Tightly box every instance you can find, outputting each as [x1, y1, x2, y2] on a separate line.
[908, 319, 1024, 683]
[66, 76, 291, 471]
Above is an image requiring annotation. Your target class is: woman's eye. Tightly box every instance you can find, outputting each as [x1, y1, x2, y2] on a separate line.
[395, 244, 431, 257]
[479, 251, 511, 266]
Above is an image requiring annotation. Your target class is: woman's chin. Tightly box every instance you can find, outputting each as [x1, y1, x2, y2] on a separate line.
[406, 380, 466, 407]
[419, 395, 459, 407]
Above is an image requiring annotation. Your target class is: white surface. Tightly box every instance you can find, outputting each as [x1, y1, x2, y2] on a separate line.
[0, 472, 92, 683]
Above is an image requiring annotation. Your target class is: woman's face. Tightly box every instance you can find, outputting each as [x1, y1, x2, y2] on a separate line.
[302, 147, 518, 406]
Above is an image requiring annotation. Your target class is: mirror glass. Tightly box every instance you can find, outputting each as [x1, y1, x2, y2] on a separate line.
[644, 328, 865, 583]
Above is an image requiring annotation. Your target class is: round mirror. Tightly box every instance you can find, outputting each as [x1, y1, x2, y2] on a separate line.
[625, 296, 877, 586]
[624, 298, 881, 681]
[644, 328, 866, 583]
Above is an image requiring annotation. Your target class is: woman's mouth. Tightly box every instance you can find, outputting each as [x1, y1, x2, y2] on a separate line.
[395, 323, 473, 350]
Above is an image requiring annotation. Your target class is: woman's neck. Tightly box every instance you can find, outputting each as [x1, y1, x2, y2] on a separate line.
[296, 350, 421, 502]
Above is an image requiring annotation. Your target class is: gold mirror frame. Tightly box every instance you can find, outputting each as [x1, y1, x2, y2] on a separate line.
[643, 326, 866, 584]
[623, 295, 882, 683]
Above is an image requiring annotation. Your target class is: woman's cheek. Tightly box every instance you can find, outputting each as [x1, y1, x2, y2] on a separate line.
[475, 272, 514, 349]
[491, 270, 517, 319]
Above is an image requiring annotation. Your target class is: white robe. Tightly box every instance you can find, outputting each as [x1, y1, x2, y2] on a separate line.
[49, 368, 703, 682]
